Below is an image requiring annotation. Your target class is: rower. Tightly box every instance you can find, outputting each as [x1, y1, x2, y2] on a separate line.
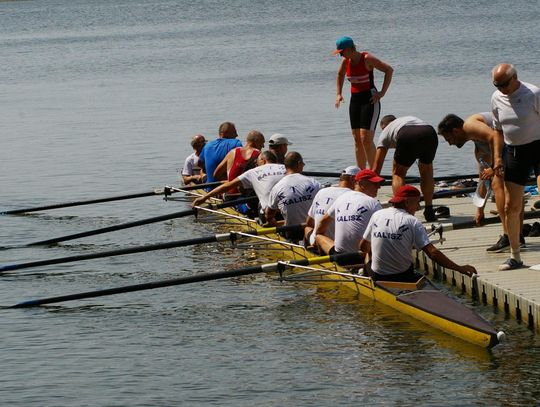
[268, 133, 291, 164]
[373, 115, 438, 222]
[315, 169, 384, 255]
[199, 121, 242, 185]
[212, 130, 265, 190]
[181, 134, 207, 185]
[360, 185, 476, 282]
[192, 150, 285, 220]
[265, 152, 321, 241]
[304, 165, 359, 248]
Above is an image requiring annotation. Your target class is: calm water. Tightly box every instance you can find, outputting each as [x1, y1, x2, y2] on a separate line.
[2, 0, 540, 405]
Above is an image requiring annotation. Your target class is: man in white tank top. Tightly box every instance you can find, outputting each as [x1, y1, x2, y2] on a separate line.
[315, 169, 384, 254]
[360, 185, 476, 282]
[304, 165, 359, 247]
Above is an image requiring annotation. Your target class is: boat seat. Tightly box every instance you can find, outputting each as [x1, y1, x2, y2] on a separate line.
[376, 277, 426, 291]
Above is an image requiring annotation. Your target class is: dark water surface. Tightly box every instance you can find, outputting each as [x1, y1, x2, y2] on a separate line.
[2, 0, 540, 405]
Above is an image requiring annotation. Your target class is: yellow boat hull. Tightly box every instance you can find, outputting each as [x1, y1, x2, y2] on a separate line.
[192, 197, 501, 348]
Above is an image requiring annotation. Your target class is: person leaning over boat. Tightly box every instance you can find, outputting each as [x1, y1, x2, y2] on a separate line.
[372, 115, 438, 222]
[333, 36, 393, 169]
[212, 130, 265, 192]
[360, 185, 476, 282]
[437, 112, 526, 252]
[181, 134, 206, 185]
[304, 165, 359, 248]
[192, 150, 285, 218]
[315, 169, 383, 255]
[265, 152, 321, 240]
[267, 133, 291, 164]
[198, 121, 242, 185]
[491, 63, 540, 270]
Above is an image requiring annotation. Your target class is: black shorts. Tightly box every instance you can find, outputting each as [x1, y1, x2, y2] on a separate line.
[370, 263, 423, 282]
[504, 139, 540, 185]
[394, 125, 438, 167]
[349, 90, 380, 131]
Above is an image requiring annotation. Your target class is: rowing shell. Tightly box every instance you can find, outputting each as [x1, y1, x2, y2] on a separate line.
[182, 188, 504, 348]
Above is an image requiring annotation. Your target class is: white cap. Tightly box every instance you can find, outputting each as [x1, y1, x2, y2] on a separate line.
[342, 166, 360, 176]
[268, 133, 292, 146]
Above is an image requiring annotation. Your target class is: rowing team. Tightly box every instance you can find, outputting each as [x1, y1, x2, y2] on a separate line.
[191, 149, 476, 282]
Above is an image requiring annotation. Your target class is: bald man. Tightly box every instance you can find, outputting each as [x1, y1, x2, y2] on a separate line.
[212, 130, 265, 185]
[491, 63, 540, 270]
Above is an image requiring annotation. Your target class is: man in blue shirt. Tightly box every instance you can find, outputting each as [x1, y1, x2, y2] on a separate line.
[199, 122, 242, 184]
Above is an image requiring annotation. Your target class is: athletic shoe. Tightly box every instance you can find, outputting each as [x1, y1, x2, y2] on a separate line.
[498, 258, 524, 271]
[530, 222, 540, 237]
[486, 234, 509, 252]
[423, 206, 437, 222]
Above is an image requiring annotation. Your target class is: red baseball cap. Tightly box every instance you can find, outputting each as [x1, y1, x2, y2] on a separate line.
[389, 185, 421, 203]
[354, 169, 385, 183]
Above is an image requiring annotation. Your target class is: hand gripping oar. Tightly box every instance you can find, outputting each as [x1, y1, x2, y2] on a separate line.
[0, 223, 301, 273]
[25, 195, 258, 246]
[10, 252, 362, 308]
[0, 182, 224, 216]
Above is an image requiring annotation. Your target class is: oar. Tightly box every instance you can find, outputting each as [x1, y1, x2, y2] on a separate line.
[25, 195, 258, 246]
[431, 186, 476, 199]
[435, 210, 540, 231]
[0, 222, 300, 273]
[0, 182, 224, 216]
[10, 252, 362, 308]
[303, 171, 479, 182]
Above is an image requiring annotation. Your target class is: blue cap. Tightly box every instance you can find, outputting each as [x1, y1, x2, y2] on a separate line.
[332, 36, 354, 55]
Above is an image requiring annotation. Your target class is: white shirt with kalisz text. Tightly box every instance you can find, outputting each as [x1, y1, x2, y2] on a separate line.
[307, 186, 350, 245]
[237, 163, 286, 210]
[326, 190, 382, 253]
[268, 173, 321, 226]
[363, 207, 430, 275]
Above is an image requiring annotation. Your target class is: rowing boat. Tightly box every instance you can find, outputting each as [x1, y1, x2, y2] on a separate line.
[175, 186, 504, 348]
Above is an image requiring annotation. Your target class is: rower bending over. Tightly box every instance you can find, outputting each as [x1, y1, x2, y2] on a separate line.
[360, 185, 476, 282]
[304, 165, 359, 248]
[265, 152, 321, 240]
[192, 150, 285, 219]
[315, 169, 384, 255]
[437, 113, 525, 252]
[373, 115, 438, 222]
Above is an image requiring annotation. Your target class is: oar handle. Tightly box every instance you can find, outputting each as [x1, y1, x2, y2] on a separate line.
[302, 171, 480, 182]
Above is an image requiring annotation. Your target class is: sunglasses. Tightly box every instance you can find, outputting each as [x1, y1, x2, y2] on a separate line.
[493, 76, 513, 89]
